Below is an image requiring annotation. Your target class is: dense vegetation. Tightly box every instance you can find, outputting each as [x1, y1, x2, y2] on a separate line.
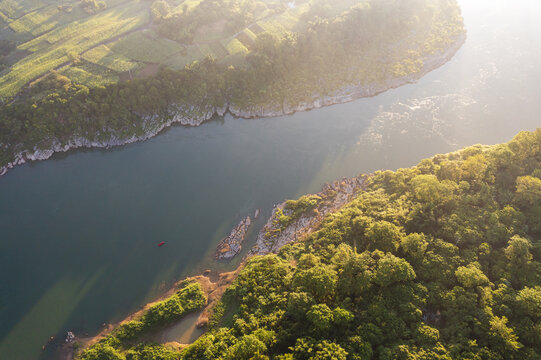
[0, 0, 464, 170]
[184, 130, 541, 360]
[79, 129, 541, 359]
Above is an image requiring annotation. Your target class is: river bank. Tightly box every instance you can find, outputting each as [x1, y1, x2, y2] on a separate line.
[249, 173, 371, 257]
[0, 32, 465, 178]
[67, 170, 373, 358]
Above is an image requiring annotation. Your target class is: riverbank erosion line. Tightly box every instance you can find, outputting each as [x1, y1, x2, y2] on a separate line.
[0, 32, 465, 177]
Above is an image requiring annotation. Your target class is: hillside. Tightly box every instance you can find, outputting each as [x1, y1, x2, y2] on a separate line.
[0, 0, 465, 175]
[0, 0, 463, 98]
[78, 129, 541, 359]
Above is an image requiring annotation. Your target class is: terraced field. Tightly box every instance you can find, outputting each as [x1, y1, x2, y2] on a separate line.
[0, 0, 49, 21]
[0, 0, 323, 100]
[0, 0, 150, 97]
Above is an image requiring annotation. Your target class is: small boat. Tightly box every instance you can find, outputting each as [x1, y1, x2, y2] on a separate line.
[158, 241, 165, 247]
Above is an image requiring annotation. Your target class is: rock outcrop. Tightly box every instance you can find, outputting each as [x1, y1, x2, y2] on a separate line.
[249, 174, 371, 256]
[215, 216, 252, 260]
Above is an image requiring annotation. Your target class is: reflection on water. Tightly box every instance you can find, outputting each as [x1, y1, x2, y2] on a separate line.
[0, 1, 540, 359]
[359, 93, 479, 150]
[357, 0, 541, 171]
[0, 270, 104, 360]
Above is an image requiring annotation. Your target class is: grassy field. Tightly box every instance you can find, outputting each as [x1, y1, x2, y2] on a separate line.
[109, 29, 182, 63]
[8, 7, 56, 34]
[82, 44, 140, 72]
[163, 45, 206, 70]
[60, 62, 119, 88]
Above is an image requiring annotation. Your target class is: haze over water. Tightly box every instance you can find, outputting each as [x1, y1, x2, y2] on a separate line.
[0, 0, 540, 358]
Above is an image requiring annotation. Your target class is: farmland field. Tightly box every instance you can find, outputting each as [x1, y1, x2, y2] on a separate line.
[82, 45, 140, 73]
[163, 46, 205, 70]
[109, 30, 182, 63]
[60, 62, 119, 88]
[0, 0, 462, 105]
[8, 5, 88, 38]
[0, 0, 149, 97]
[0, 0, 48, 20]
[224, 38, 249, 56]
[0, 0, 333, 99]
[235, 30, 256, 49]
[209, 41, 228, 58]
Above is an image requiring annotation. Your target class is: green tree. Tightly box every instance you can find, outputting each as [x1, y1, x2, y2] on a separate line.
[505, 235, 533, 287]
[81, 344, 125, 360]
[292, 264, 337, 303]
[365, 221, 402, 253]
[400, 233, 428, 265]
[488, 316, 522, 353]
[514, 176, 541, 208]
[374, 253, 416, 287]
[307, 304, 334, 333]
[225, 334, 267, 360]
[516, 286, 541, 318]
[310, 340, 347, 360]
[455, 263, 489, 288]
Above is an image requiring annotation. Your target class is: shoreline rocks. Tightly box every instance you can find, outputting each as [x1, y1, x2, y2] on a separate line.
[0, 33, 465, 177]
[215, 216, 252, 260]
[249, 174, 371, 256]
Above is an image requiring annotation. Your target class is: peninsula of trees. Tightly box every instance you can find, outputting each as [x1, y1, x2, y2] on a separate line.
[79, 129, 541, 359]
[0, 0, 465, 175]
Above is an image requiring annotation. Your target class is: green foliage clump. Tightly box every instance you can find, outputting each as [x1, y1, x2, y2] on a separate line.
[285, 195, 322, 216]
[141, 281, 206, 330]
[274, 194, 323, 229]
[125, 344, 178, 360]
[80, 343, 125, 360]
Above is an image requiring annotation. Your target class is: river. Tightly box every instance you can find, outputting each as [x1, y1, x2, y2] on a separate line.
[0, 0, 540, 358]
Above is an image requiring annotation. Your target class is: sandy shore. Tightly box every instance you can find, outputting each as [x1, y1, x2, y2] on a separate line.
[68, 267, 242, 359]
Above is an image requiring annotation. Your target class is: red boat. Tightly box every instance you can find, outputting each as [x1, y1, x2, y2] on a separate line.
[158, 241, 165, 247]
